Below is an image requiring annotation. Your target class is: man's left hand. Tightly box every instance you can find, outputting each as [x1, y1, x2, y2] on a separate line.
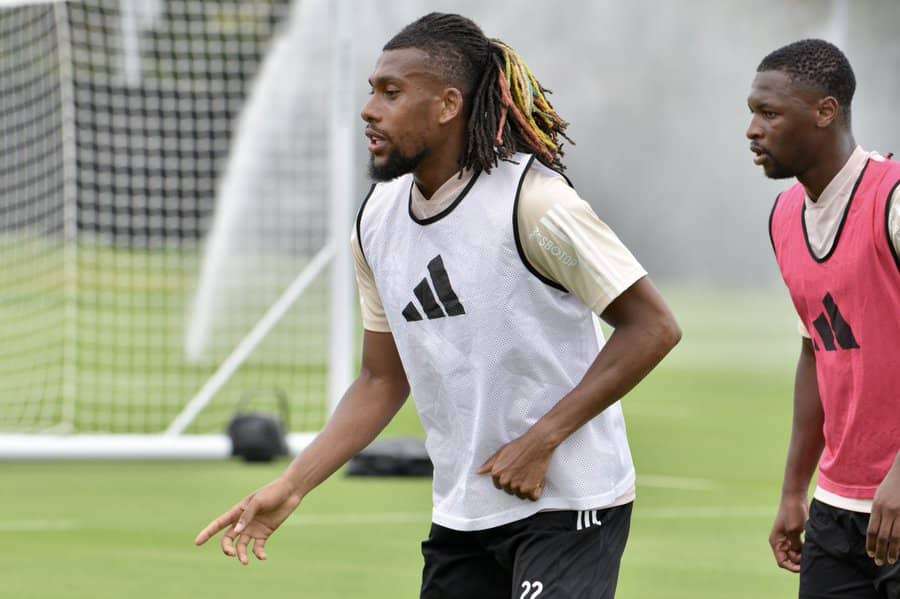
[477, 429, 556, 501]
[867, 455, 900, 566]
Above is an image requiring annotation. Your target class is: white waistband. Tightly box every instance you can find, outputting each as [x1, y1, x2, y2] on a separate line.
[813, 486, 873, 513]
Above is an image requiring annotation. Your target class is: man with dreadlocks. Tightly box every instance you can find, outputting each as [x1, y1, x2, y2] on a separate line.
[748, 40, 900, 597]
[196, 13, 681, 598]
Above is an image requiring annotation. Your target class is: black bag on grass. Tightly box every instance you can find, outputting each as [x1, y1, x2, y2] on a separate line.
[347, 437, 433, 477]
[227, 389, 290, 463]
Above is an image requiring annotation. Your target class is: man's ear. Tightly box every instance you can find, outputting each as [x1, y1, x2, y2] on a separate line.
[438, 87, 464, 125]
[816, 96, 840, 128]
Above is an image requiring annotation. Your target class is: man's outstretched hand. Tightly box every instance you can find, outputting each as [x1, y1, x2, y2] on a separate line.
[194, 477, 303, 565]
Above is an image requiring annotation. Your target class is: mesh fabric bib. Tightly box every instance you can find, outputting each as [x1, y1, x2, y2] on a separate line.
[358, 154, 635, 530]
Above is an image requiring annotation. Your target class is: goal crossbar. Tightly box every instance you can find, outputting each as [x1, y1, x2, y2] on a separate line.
[0, 433, 315, 460]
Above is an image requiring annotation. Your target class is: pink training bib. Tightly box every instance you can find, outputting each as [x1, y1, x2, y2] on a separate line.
[770, 158, 900, 500]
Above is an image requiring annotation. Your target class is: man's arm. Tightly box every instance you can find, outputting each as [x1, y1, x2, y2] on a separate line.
[867, 452, 900, 566]
[278, 330, 410, 495]
[479, 277, 681, 500]
[768, 337, 823, 573]
[857, 185, 900, 566]
[194, 330, 409, 564]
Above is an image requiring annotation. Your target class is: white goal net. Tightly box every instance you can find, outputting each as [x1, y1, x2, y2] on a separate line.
[0, 0, 357, 457]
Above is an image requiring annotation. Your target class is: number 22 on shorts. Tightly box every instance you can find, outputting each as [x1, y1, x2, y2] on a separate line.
[520, 580, 544, 599]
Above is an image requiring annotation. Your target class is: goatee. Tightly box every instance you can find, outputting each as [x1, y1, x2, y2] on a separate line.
[369, 148, 429, 181]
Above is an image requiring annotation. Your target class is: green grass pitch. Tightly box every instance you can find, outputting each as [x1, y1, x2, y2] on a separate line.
[3, 287, 805, 598]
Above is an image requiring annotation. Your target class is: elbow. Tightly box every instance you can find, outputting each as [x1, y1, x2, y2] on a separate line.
[655, 313, 682, 354]
[668, 316, 683, 349]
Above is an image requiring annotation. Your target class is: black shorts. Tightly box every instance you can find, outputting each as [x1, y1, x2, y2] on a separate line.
[420, 503, 632, 599]
[801, 499, 900, 599]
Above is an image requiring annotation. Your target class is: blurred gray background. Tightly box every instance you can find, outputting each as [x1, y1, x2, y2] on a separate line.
[353, 0, 900, 286]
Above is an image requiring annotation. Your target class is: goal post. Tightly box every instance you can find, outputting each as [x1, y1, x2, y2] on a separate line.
[0, 0, 356, 458]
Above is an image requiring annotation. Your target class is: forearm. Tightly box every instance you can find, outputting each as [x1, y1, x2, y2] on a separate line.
[535, 315, 680, 448]
[781, 339, 824, 497]
[281, 372, 408, 496]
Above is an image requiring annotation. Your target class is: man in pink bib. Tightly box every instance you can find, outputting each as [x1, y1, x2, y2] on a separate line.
[748, 39, 900, 598]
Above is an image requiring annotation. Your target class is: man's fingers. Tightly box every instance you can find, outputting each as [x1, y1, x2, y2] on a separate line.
[195, 505, 243, 546]
[785, 531, 804, 571]
[888, 522, 900, 565]
[221, 527, 237, 557]
[782, 558, 801, 573]
[477, 453, 498, 475]
[775, 551, 801, 572]
[234, 500, 258, 534]
[236, 533, 252, 566]
[772, 546, 787, 566]
[867, 507, 882, 557]
[771, 538, 788, 566]
[489, 473, 544, 501]
[875, 514, 895, 565]
[770, 536, 802, 573]
[786, 531, 803, 554]
[774, 552, 794, 571]
[782, 540, 802, 573]
[253, 537, 268, 561]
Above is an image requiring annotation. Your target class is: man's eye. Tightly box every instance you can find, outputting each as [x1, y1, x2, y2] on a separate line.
[764, 111, 777, 119]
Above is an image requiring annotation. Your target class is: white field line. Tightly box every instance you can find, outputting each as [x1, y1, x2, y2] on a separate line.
[638, 475, 717, 491]
[287, 512, 430, 526]
[0, 504, 771, 533]
[286, 506, 771, 527]
[640, 507, 772, 519]
[0, 519, 78, 532]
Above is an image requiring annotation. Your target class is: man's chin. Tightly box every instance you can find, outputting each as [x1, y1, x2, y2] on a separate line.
[368, 150, 426, 182]
[368, 159, 399, 182]
[763, 163, 795, 180]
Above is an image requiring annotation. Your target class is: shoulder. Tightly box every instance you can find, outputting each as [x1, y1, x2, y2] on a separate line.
[768, 182, 809, 259]
[354, 184, 378, 265]
[884, 159, 900, 204]
[882, 160, 900, 267]
[356, 176, 411, 253]
[770, 182, 805, 225]
[358, 177, 409, 221]
[878, 158, 900, 193]
[517, 161, 581, 223]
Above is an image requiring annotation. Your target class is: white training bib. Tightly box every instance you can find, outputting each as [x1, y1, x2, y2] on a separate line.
[357, 154, 635, 531]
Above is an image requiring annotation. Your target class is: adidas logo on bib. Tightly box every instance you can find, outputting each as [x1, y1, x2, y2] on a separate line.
[402, 255, 466, 322]
[811, 292, 860, 351]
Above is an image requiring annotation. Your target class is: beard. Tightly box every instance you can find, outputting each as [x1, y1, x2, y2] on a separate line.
[368, 147, 429, 181]
[762, 153, 796, 180]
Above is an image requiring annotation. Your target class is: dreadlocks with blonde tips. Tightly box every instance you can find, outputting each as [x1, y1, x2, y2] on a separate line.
[383, 13, 573, 173]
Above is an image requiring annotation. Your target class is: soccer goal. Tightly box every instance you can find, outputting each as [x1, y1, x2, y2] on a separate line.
[0, 0, 356, 458]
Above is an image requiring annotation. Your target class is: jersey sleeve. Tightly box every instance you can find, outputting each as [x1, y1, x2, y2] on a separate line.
[890, 185, 900, 259]
[517, 168, 647, 316]
[350, 227, 391, 333]
[797, 315, 811, 338]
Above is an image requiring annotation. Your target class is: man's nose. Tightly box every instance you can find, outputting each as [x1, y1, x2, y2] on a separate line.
[746, 115, 763, 140]
[361, 97, 378, 124]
